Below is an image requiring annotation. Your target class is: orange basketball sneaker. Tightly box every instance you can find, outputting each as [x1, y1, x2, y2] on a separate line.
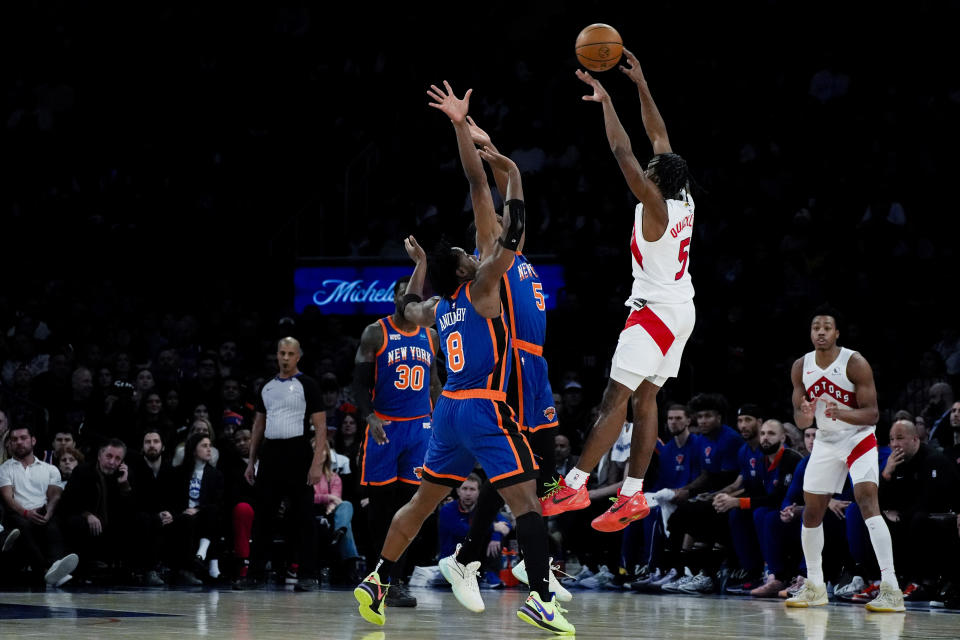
[591, 490, 650, 532]
[541, 478, 590, 517]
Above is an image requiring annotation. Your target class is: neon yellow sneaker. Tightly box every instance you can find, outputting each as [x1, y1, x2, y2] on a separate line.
[354, 571, 388, 625]
[517, 591, 575, 636]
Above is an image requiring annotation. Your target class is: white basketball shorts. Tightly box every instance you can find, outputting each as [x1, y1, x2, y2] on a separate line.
[609, 299, 695, 391]
[802, 427, 879, 495]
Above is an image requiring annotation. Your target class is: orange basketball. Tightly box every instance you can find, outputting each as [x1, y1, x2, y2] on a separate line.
[575, 23, 623, 72]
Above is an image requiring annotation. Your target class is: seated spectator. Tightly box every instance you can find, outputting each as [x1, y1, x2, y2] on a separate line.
[135, 391, 176, 446]
[127, 430, 178, 586]
[220, 426, 256, 580]
[660, 393, 741, 593]
[312, 445, 362, 583]
[437, 474, 511, 587]
[59, 438, 140, 583]
[556, 420, 630, 588]
[628, 403, 701, 591]
[167, 432, 224, 585]
[554, 434, 578, 478]
[713, 419, 802, 597]
[172, 418, 220, 467]
[0, 425, 78, 587]
[931, 401, 960, 464]
[879, 419, 960, 601]
[0, 409, 10, 463]
[39, 429, 77, 464]
[55, 446, 83, 486]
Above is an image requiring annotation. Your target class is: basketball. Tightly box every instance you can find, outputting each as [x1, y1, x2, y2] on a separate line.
[575, 23, 623, 72]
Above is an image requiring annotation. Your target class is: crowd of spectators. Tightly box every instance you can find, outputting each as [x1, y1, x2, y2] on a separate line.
[1, 2, 959, 606]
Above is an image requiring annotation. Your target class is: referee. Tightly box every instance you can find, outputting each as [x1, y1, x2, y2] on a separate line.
[234, 337, 326, 591]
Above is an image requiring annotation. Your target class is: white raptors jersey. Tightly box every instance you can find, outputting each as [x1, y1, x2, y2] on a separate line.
[627, 190, 696, 306]
[802, 347, 872, 433]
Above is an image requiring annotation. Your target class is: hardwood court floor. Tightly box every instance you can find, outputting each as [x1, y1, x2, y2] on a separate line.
[1, 585, 957, 639]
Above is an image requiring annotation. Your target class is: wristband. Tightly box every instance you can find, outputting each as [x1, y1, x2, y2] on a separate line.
[23, 509, 29, 517]
[738, 498, 751, 510]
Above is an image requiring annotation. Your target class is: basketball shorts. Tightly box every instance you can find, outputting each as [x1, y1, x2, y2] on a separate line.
[421, 392, 539, 489]
[515, 349, 558, 432]
[610, 299, 696, 390]
[360, 416, 432, 486]
[803, 427, 878, 494]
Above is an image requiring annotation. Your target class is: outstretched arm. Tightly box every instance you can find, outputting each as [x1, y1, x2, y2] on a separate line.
[465, 116, 513, 256]
[471, 147, 524, 318]
[401, 235, 440, 328]
[403, 235, 427, 300]
[619, 48, 672, 155]
[427, 81, 498, 244]
[577, 69, 667, 240]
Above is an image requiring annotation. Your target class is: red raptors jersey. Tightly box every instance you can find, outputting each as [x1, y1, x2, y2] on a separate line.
[802, 347, 872, 433]
[628, 190, 696, 306]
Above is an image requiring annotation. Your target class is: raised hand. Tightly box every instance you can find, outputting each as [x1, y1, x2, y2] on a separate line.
[466, 116, 492, 148]
[477, 146, 516, 173]
[618, 48, 647, 85]
[426, 80, 472, 123]
[404, 235, 426, 264]
[575, 69, 610, 103]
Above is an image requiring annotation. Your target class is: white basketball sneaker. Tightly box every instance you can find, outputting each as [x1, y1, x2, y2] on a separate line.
[438, 543, 484, 612]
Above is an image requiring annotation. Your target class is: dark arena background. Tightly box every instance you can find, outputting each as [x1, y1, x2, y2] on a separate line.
[1, 2, 958, 639]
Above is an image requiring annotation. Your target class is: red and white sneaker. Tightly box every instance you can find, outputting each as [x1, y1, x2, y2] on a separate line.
[590, 490, 650, 532]
[541, 478, 590, 517]
[851, 580, 881, 603]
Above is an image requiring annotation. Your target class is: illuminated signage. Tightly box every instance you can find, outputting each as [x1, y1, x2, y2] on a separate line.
[294, 263, 565, 315]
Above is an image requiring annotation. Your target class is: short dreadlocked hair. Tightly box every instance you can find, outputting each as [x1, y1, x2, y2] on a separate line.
[647, 152, 690, 201]
[428, 240, 464, 300]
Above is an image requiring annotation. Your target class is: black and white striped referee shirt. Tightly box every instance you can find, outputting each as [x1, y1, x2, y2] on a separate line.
[255, 373, 323, 440]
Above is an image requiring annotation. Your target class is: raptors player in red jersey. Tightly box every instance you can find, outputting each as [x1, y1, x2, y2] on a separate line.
[542, 49, 697, 533]
[786, 306, 904, 612]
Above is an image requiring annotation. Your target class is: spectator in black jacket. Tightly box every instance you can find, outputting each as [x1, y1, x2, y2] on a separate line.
[167, 432, 224, 584]
[879, 419, 960, 600]
[127, 430, 178, 585]
[59, 438, 139, 582]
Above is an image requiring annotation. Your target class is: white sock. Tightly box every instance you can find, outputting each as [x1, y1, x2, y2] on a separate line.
[620, 476, 644, 496]
[801, 525, 825, 586]
[208, 559, 220, 578]
[865, 515, 899, 590]
[564, 467, 590, 490]
[196, 538, 211, 560]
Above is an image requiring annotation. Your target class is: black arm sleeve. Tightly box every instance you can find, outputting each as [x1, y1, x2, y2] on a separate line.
[499, 199, 525, 251]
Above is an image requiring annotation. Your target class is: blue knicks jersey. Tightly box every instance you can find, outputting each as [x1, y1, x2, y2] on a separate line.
[502, 253, 546, 348]
[435, 282, 510, 393]
[372, 316, 435, 421]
